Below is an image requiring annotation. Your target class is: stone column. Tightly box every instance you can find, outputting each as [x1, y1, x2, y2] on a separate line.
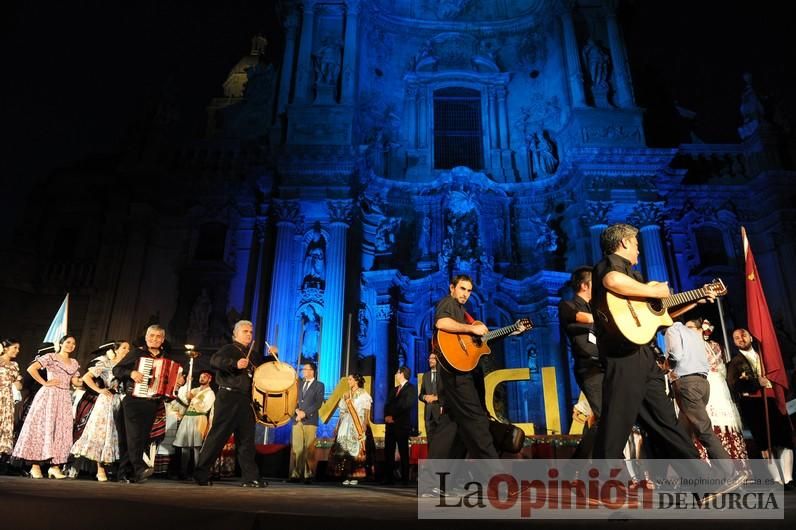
[294, 1, 316, 103]
[402, 85, 418, 148]
[318, 200, 353, 395]
[276, 14, 299, 114]
[639, 224, 669, 283]
[582, 200, 612, 264]
[417, 87, 428, 148]
[248, 218, 268, 335]
[497, 87, 510, 149]
[560, 6, 587, 108]
[604, 2, 634, 108]
[340, 0, 360, 104]
[589, 224, 607, 264]
[630, 203, 669, 283]
[266, 200, 302, 362]
[487, 86, 499, 149]
[373, 303, 392, 422]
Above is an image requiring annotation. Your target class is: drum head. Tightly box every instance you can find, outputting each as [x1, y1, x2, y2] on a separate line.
[252, 361, 297, 392]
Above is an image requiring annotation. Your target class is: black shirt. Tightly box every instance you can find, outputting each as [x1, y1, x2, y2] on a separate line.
[558, 294, 600, 371]
[211, 341, 262, 394]
[592, 253, 645, 357]
[434, 295, 467, 326]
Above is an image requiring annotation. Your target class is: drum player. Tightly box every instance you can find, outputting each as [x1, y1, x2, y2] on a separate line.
[193, 319, 269, 488]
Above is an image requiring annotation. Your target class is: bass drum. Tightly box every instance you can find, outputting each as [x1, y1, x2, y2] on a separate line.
[251, 361, 298, 427]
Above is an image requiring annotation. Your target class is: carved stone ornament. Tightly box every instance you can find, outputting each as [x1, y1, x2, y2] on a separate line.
[327, 200, 354, 224]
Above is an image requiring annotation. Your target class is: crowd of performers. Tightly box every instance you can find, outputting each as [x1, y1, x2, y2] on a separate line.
[0, 321, 382, 487]
[560, 224, 794, 492]
[0, 223, 794, 493]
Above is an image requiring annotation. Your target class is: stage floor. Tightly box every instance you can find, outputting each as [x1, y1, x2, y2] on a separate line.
[1, 475, 793, 530]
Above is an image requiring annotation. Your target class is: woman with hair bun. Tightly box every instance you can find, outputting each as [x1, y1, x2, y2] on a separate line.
[327, 373, 372, 486]
[0, 339, 23, 459]
[12, 335, 80, 479]
[71, 341, 130, 481]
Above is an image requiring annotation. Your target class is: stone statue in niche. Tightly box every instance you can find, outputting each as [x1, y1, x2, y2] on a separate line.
[357, 304, 369, 349]
[582, 38, 610, 89]
[527, 130, 559, 177]
[418, 215, 431, 256]
[302, 226, 326, 290]
[438, 239, 453, 271]
[409, 40, 434, 71]
[738, 72, 767, 139]
[374, 217, 401, 253]
[187, 288, 212, 344]
[445, 191, 480, 263]
[300, 305, 321, 362]
[313, 38, 343, 85]
[527, 342, 539, 374]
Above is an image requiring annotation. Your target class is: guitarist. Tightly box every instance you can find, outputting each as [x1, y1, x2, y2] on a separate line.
[591, 224, 713, 464]
[434, 274, 527, 459]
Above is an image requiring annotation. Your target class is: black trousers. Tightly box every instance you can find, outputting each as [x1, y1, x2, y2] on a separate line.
[194, 389, 259, 482]
[384, 424, 410, 483]
[438, 366, 498, 458]
[118, 397, 159, 478]
[571, 367, 603, 460]
[594, 346, 699, 462]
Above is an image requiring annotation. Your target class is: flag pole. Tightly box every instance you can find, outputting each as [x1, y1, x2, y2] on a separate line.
[715, 295, 732, 364]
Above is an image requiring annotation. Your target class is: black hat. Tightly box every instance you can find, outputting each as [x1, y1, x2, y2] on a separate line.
[37, 343, 56, 356]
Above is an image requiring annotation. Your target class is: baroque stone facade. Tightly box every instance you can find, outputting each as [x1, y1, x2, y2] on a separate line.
[1, 0, 794, 440]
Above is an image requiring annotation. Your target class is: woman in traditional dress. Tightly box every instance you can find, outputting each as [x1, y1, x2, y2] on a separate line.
[70, 341, 130, 481]
[697, 319, 749, 469]
[0, 339, 24, 460]
[12, 335, 81, 479]
[328, 373, 371, 486]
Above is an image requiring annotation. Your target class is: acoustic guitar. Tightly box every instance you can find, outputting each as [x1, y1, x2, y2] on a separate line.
[437, 318, 533, 373]
[605, 279, 727, 345]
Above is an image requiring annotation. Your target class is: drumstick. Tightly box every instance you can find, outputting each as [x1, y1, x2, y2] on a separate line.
[264, 340, 283, 369]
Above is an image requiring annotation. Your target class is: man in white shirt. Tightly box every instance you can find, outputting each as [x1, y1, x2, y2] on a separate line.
[173, 371, 216, 479]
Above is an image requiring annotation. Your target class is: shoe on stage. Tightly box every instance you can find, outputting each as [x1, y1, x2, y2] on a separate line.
[47, 467, 66, 480]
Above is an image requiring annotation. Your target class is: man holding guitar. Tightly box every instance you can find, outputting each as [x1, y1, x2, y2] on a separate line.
[434, 274, 529, 459]
[591, 224, 716, 463]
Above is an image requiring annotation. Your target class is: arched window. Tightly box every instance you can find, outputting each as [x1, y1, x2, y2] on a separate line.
[695, 226, 728, 268]
[433, 87, 483, 170]
[194, 222, 227, 261]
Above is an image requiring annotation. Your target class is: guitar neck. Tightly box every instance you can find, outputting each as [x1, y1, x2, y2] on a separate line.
[484, 322, 521, 342]
[662, 287, 710, 309]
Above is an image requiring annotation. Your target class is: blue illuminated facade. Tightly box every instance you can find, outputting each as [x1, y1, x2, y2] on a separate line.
[5, 0, 794, 442]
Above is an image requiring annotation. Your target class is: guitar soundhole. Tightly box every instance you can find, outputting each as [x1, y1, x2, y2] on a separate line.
[647, 299, 664, 315]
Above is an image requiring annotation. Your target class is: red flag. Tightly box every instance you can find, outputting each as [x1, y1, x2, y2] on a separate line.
[742, 226, 789, 415]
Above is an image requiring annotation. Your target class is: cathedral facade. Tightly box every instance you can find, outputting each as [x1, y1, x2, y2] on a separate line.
[2, 0, 794, 439]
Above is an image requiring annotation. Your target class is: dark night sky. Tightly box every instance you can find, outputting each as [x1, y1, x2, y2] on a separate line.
[1, 1, 793, 218]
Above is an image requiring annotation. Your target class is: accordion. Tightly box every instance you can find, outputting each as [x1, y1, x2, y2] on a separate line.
[132, 357, 183, 399]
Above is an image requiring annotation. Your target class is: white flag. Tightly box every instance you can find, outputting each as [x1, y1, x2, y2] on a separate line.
[43, 293, 69, 346]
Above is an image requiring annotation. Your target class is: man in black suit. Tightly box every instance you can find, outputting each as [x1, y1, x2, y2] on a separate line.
[383, 365, 416, 485]
[289, 362, 325, 484]
[419, 353, 441, 451]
